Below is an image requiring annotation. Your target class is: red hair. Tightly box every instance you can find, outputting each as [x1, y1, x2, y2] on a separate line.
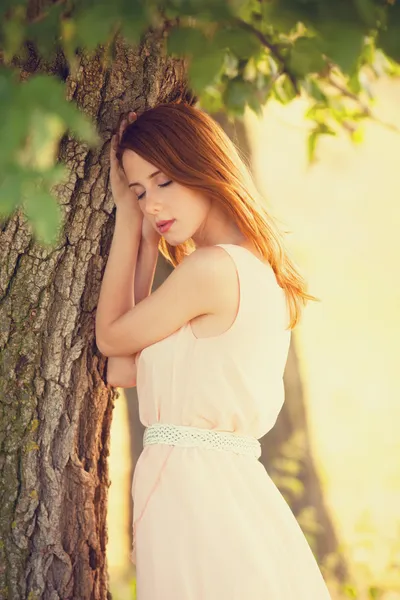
[116, 102, 319, 329]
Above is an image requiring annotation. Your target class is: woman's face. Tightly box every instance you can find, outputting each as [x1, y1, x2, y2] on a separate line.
[122, 150, 213, 246]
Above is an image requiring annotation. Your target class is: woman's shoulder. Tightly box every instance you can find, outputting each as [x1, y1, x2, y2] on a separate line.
[183, 244, 235, 267]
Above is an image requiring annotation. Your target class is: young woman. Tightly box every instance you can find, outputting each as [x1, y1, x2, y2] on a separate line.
[95, 101, 331, 599]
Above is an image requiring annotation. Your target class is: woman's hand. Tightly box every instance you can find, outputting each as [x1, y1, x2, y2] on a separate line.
[141, 216, 161, 249]
[110, 112, 142, 219]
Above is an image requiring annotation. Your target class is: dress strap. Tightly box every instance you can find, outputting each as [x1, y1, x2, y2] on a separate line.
[211, 243, 248, 339]
[212, 243, 267, 338]
[210, 243, 283, 340]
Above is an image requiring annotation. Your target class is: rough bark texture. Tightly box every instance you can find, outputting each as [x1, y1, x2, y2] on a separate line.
[0, 31, 186, 600]
[125, 113, 347, 582]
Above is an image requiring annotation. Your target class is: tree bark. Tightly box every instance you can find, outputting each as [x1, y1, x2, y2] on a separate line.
[0, 32, 186, 599]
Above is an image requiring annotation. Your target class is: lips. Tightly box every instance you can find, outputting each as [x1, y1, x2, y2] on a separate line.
[157, 219, 175, 233]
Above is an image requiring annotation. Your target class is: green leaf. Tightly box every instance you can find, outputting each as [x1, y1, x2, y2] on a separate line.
[0, 66, 15, 99]
[247, 95, 263, 117]
[25, 2, 65, 59]
[188, 48, 226, 91]
[0, 163, 68, 221]
[378, 2, 400, 62]
[228, 0, 248, 12]
[223, 52, 239, 78]
[40, 164, 69, 188]
[0, 0, 27, 19]
[0, 69, 27, 162]
[307, 130, 318, 163]
[74, 1, 119, 51]
[167, 26, 207, 58]
[254, 71, 273, 98]
[236, 0, 262, 21]
[22, 189, 62, 246]
[318, 23, 366, 74]
[273, 74, 297, 104]
[1, 10, 25, 61]
[213, 27, 262, 59]
[19, 74, 99, 146]
[305, 103, 329, 123]
[199, 0, 234, 20]
[307, 123, 336, 163]
[350, 126, 364, 144]
[259, 0, 305, 32]
[222, 77, 255, 116]
[307, 125, 336, 163]
[168, 24, 228, 90]
[302, 78, 328, 103]
[198, 85, 224, 114]
[0, 167, 24, 216]
[348, 72, 361, 94]
[288, 37, 325, 77]
[353, 0, 381, 27]
[23, 109, 65, 171]
[165, 0, 233, 20]
[119, 0, 150, 46]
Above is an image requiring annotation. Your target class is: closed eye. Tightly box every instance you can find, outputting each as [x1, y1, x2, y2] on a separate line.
[137, 180, 173, 200]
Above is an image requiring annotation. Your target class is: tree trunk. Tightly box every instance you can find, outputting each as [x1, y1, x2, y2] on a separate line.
[0, 32, 186, 599]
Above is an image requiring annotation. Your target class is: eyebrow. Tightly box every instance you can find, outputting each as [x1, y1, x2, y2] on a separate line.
[128, 170, 162, 188]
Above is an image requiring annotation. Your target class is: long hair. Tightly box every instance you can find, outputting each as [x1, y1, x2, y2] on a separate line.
[116, 102, 319, 330]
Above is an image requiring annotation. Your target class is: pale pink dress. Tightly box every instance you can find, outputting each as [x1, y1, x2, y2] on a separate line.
[131, 243, 332, 599]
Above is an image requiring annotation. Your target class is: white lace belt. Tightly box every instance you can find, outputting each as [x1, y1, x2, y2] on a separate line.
[143, 423, 261, 459]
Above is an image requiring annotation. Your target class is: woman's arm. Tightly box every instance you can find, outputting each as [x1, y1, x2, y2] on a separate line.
[106, 238, 159, 388]
[96, 204, 141, 342]
[95, 202, 141, 387]
[98, 111, 159, 387]
[134, 238, 159, 305]
[106, 355, 138, 388]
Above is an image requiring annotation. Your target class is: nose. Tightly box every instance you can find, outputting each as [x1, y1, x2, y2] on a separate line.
[143, 192, 162, 216]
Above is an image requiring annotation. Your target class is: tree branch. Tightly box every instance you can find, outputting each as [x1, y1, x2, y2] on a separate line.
[232, 17, 300, 94]
[327, 74, 400, 134]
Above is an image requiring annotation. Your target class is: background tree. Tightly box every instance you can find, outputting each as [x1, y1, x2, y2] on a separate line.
[1, 0, 399, 598]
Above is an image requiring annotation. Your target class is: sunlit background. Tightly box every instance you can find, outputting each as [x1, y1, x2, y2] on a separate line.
[107, 76, 400, 599]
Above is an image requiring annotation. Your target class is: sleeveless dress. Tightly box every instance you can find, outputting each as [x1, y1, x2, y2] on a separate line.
[131, 243, 332, 599]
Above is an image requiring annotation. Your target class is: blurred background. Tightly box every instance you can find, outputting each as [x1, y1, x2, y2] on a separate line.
[2, 3, 400, 599]
[107, 76, 400, 600]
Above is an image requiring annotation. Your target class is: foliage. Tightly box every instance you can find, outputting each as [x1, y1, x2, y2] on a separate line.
[1, 0, 400, 243]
